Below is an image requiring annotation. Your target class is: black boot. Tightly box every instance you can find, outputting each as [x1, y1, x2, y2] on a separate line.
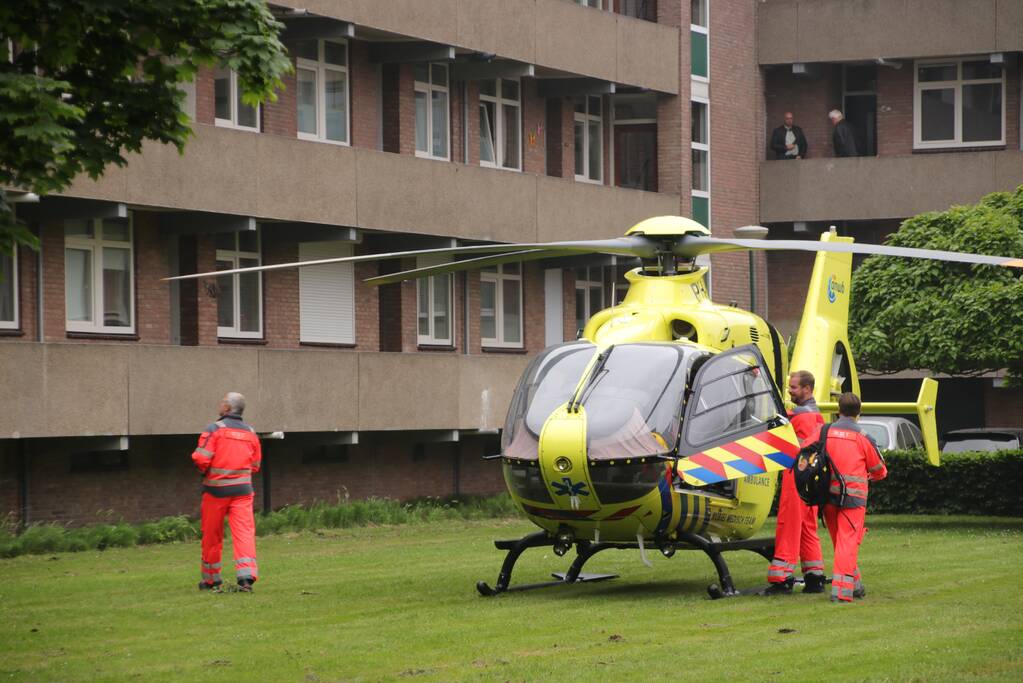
[758, 577, 795, 595]
[237, 578, 254, 593]
[853, 582, 866, 599]
[198, 581, 223, 592]
[802, 573, 826, 594]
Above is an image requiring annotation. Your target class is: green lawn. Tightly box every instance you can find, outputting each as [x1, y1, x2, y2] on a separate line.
[1, 515, 1021, 682]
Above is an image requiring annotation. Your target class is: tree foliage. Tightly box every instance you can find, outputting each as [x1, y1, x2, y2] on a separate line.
[850, 185, 1023, 384]
[0, 0, 292, 253]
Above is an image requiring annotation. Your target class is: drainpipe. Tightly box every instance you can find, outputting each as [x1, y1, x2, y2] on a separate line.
[36, 224, 43, 342]
[17, 440, 28, 531]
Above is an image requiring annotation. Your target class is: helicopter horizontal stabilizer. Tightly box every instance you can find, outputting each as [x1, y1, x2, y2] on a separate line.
[675, 426, 801, 487]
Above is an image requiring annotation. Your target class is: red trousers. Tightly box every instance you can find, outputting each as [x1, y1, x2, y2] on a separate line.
[200, 492, 258, 585]
[824, 504, 866, 602]
[768, 468, 824, 583]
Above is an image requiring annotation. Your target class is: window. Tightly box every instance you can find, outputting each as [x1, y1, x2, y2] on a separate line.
[216, 230, 261, 338]
[417, 255, 453, 345]
[575, 266, 607, 335]
[691, 98, 710, 228]
[574, 96, 604, 183]
[214, 67, 260, 131]
[480, 263, 522, 348]
[691, 0, 709, 79]
[616, 0, 657, 22]
[0, 247, 16, 329]
[299, 241, 354, 344]
[576, 0, 606, 7]
[479, 79, 521, 171]
[614, 94, 658, 191]
[64, 218, 134, 333]
[294, 39, 349, 144]
[415, 63, 449, 159]
[915, 58, 1005, 149]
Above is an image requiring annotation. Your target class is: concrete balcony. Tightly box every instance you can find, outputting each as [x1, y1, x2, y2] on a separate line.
[278, 0, 679, 94]
[0, 343, 530, 439]
[64, 124, 680, 243]
[759, 150, 1023, 223]
[759, 0, 1023, 65]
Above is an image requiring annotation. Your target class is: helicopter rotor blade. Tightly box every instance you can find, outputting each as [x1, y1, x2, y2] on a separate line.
[366, 249, 586, 285]
[675, 235, 1023, 269]
[163, 236, 657, 282]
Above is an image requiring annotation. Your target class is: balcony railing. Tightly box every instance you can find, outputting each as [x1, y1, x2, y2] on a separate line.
[0, 342, 530, 438]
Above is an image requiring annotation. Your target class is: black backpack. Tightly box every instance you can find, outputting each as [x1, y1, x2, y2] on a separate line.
[793, 425, 846, 507]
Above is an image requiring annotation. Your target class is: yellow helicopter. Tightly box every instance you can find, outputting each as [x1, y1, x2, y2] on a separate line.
[170, 216, 1023, 597]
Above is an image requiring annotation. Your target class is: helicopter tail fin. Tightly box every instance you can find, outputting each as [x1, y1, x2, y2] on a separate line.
[789, 229, 859, 404]
[818, 378, 941, 466]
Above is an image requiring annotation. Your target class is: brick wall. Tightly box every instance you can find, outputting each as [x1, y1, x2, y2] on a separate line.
[876, 64, 913, 156]
[195, 67, 215, 125]
[350, 41, 381, 150]
[984, 382, 1023, 428]
[522, 78, 546, 175]
[764, 65, 842, 160]
[381, 64, 416, 155]
[262, 57, 297, 137]
[708, 0, 764, 314]
[0, 434, 506, 527]
[263, 241, 300, 349]
[765, 249, 816, 338]
[546, 98, 576, 178]
[133, 212, 172, 344]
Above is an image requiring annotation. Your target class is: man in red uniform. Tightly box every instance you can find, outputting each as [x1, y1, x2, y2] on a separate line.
[821, 392, 888, 602]
[192, 392, 262, 592]
[764, 370, 826, 594]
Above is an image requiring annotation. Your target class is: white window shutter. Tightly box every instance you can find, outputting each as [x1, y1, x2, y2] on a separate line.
[299, 241, 354, 344]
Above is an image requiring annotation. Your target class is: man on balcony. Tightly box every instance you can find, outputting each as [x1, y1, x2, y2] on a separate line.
[829, 110, 860, 157]
[770, 111, 808, 160]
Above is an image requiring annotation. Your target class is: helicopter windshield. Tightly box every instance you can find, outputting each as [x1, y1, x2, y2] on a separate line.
[501, 341, 597, 460]
[581, 343, 698, 461]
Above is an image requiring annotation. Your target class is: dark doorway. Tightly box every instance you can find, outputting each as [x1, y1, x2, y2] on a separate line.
[843, 65, 877, 156]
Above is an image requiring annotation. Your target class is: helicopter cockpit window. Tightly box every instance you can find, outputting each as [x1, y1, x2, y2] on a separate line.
[501, 341, 597, 460]
[684, 349, 784, 449]
[580, 344, 696, 461]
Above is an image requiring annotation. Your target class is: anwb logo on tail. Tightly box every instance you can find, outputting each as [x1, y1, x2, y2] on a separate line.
[827, 275, 846, 303]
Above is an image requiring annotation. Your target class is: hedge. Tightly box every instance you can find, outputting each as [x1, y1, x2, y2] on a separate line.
[868, 448, 1023, 516]
[0, 495, 519, 559]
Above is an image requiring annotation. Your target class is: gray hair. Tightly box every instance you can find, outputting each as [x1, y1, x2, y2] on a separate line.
[223, 392, 246, 415]
[828, 109, 843, 121]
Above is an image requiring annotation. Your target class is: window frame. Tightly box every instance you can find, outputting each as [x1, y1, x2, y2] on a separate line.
[64, 217, 136, 334]
[574, 95, 604, 184]
[612, 93, 658, 191]
[216, 229, 263, 339]
[479, 78, 522, 172]
[574, 265, 609, 335]
[480, 263, 523, 349]
[414, 62, 451, 161]
[690, 0, 709, 82]
[214, 67, 261, 132]
[295, 39, 350, 146]
[416, 256, 455, 346]
[691, 96, 711, 227]
[0, 245, 17, 330]
[913, 57, 1006, 150]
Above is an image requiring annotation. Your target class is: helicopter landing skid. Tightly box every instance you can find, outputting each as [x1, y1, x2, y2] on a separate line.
[476, 532, 621, 597]
[675, 533, 777, 599]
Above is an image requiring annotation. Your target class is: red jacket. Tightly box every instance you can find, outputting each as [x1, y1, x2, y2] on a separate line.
[789, 398, 825, 445]
[191, 414, 262, 497]
[817, 416, 887, 508]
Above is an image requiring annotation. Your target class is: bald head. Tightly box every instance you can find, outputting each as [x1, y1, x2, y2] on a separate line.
[220, 392, 246, 416]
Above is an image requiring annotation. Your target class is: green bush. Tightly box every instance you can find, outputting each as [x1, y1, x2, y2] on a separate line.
[869, 448, 1023, 516]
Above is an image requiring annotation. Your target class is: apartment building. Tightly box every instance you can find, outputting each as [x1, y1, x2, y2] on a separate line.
[758, 0, 1023, 429]
[1, 0, 1020, 527]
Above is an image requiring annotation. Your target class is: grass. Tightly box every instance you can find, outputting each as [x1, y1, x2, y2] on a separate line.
[1, 515, 1021, 682]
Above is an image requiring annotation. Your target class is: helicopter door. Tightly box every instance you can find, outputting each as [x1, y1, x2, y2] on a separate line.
[675, 345, 793, 489]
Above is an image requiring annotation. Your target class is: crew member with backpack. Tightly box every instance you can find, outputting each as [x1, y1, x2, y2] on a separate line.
[798, 392, 888, 602]
[764, 370, 826, 595]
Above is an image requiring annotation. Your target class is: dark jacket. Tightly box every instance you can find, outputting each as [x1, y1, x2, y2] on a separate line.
[832, 120, 859, 157]
[770, 124, 808, 159]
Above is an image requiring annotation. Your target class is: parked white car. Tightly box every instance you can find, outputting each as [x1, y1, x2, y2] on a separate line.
[857, 416, 923, 451]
